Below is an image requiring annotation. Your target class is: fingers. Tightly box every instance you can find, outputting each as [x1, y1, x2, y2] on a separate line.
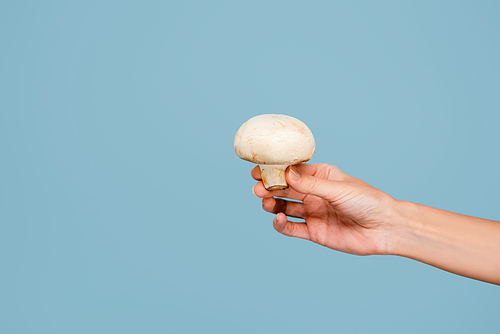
[251, 163, 357, 201]
[253, 163, 354, 182]
[273, 212, 310, 240]
[286, 166, 349, 203]
[252, 179, 307, 201]
[262, 197, 306, 219]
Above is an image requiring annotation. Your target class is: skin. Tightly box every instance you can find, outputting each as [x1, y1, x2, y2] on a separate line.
[251, 163, 500, 285]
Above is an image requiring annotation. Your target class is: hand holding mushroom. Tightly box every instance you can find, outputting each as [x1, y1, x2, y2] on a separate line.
[234, 114, 315, 190]
[251, 163, 397, 256]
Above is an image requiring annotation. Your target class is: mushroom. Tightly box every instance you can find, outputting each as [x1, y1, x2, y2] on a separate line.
[234, 114, 315, 190]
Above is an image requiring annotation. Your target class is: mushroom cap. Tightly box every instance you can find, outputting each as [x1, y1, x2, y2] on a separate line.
[234, 114, 315, 165]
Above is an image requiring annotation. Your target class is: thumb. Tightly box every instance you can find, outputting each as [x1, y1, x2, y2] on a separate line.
[286, 166, 343, 202]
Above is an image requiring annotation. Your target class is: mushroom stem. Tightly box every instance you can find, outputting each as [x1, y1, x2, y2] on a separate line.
[259, 164, 289, 191]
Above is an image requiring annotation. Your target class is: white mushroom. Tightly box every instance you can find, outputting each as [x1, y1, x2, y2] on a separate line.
[234, 114, 315, 190]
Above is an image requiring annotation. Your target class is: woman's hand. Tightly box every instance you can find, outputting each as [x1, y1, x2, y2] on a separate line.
[252, 163, 398, 256]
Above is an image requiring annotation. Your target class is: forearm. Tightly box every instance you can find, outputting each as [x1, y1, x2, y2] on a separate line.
[389, 200, 500, 285]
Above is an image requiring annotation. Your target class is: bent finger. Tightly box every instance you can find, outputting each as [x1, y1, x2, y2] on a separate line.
[273, 212, 310, 240]
[262, 197, 306, 219]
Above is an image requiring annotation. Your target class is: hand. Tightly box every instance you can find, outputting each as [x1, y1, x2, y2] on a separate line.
[252, 163, 398, 256]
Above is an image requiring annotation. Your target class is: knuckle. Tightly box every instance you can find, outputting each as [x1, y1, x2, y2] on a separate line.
[315, 163, 329, 172]
[326, 164, 337, 175]
[325, 164, 344, 181]
[308, 175, 322, 192]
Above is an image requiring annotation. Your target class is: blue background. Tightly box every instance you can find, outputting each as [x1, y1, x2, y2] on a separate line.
[1, 1, 499, 333]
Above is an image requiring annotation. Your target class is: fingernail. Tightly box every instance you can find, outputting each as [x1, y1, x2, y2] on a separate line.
[289, 167, 300, 181]
[252, 184, 256, 195]
[273, 215, 279, 224]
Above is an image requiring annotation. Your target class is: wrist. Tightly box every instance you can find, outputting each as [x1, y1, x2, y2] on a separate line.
[384, 200, 423, 257]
